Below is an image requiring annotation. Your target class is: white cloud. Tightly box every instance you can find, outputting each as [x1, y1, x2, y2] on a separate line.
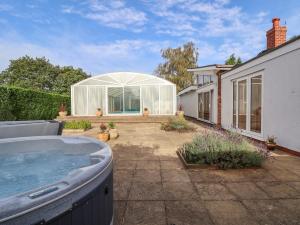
[62, 0, 147, 32]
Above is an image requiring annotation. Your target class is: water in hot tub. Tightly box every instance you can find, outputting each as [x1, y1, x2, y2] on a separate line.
[0, 150, 91, 199]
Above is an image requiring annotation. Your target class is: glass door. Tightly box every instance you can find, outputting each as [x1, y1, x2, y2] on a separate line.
[124, 86, 140, 114]
[108, 87, 123, 114]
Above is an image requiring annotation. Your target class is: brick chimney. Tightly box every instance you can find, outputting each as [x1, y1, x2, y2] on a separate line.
[266, 18, 287, 49]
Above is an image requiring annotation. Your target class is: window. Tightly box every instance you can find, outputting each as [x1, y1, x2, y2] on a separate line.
[233, 81, 237, 128]
[197, 75, 204, 86]
[238, 80, 247, 130]
[250, 76, 262, 132]
[197, 75, 212, 86]
[203, 75, 211, 85]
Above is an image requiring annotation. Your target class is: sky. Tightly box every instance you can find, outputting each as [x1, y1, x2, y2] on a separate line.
[0, 0, 299, 75]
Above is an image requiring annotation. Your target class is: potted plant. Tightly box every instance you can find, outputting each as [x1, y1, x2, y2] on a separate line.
[108, 121, 118, 139]
[143, 107, 149, 117]
[96, 108, 103, 117]
[58, 103, 67, 117]
[266, 136, 277, 150]
[98, 123, 109, 142]
[177, 104, 184, 118]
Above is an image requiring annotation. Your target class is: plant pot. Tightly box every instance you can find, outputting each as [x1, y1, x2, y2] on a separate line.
[59, 111, 67, 117]
[109, 128, 119, 139]
[177, 111, 184, 118]
[266, 143, 276, 150]
[96, 110, 103, 117]
[98, 132, 109, 142]
[143, 110, 149, 117]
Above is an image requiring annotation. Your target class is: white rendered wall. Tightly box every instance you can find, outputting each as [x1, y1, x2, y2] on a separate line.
[178, 91, 198, 118]
[222, 40, 300, 152]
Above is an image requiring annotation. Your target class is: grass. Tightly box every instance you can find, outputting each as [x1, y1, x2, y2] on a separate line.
[64, 120, 92, 130]
[178, 131, 267, 169]
[161, 117, 195, 132]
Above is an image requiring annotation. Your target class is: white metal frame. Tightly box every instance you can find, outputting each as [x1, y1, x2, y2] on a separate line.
[231, 71, 264, 139]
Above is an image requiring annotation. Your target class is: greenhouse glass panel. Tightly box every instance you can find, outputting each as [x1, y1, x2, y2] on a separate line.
[124, 86, 140, 113]
[74, 86, 87, 115]
[108, 87, 123, 114]
[87, 86, 105, 115]
[142, 86, 159, 115]
[160, 86, 174, 114]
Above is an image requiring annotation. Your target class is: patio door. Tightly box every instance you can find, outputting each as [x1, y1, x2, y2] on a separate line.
[107, 86, 141, 114]
[198, 91, 212, 122]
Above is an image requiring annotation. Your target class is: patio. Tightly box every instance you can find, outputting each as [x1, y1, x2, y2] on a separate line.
[63, 121, 300, 225]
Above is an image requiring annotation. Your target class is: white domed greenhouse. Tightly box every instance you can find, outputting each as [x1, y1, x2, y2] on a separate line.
[71, 72, 176, 116]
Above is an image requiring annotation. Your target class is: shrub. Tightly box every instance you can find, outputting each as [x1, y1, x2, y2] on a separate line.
[179, 132, 266, 169]
[161, 117, 194, 132]
[0, 85, 70, 121]
[64, 120, 91, 130]
[108, 121, 116, 129]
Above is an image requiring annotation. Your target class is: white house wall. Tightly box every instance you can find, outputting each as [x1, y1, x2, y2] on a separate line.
[178, 91, 198, 118]
[222, 40, 300, 152]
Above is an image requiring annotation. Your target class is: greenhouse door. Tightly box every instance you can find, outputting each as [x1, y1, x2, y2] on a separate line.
[107, 86, 140, 114]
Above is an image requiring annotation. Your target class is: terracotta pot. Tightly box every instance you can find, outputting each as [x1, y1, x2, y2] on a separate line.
[177, 111, 184, 118]
[59, 111, 67, 117]
[143, 110, 149, 117]
[96, 110, 103, 117]
[109, 128, 119, 139]
[98, 132, 109, 142]
[266, 143, 276, 150]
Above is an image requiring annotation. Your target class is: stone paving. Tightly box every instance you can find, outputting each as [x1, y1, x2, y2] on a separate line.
[63, 122, 300, 225]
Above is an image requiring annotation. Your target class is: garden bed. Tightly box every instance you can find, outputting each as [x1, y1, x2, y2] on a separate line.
[177, 132, 267, 169]
[63, 120, 92, 132]
[161, 117, 195, 132]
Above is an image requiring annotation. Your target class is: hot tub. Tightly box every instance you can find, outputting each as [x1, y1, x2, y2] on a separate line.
[0, 136, 113, 225]
[0, 120, 63, 139]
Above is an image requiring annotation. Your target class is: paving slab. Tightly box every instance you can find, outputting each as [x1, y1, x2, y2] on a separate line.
[165, 201, 214, 225]
[160, 159, 184, 170]
[128, 182, 164, 200]
[267, 168, 300, 182]
[205, 200, 259, 225]
[123, 201, 166, 225]
[114, 180, 132, 200]
[162, 182, 199, 200]
[115, 160, 137, 170]
[133, 169, 161, 183]
[195, 183, 237, 200]
[113, 200, 126, 225]
[161, 169, 190, 182]
[256, 181, 300, 198]
[243, 199, 300, 225]
[225, 182, 269, 199]
[136, 160, 160, 170]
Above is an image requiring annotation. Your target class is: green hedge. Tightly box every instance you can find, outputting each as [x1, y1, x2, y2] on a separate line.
[0, 86, 70, 121]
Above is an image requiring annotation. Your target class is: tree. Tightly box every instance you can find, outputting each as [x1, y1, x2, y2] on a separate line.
[225, 54, 242, 65]
[0, 56, 89, 95]
[53, 66, 89, 95]
[155, 42, 198, 91]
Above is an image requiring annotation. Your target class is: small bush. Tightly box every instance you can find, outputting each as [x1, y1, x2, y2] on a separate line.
[161, 117, 194, 132]
[64, 120, 91, 130]
[108, 121, 116, 129]
[179, 132, 266, 169]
